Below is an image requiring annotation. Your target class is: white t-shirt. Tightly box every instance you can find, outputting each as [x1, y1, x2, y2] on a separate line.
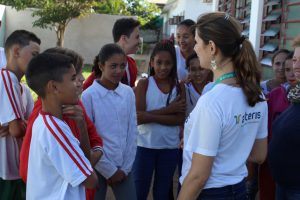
[180, 84, 268, 189]
[137, 77, 180, 149]
[0, 69, 32, 180]
[81, 81, 138, 179]
[185, 82, 201, 118]
[27, 113, 92, 200]
[175, 46, 188, 81]
[260, 80, 269, 95]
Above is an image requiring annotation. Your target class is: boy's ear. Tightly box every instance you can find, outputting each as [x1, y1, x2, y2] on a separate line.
[46, 80, 59, 95]
[120, 35, 127, 43]
[11, 44, 21, 58]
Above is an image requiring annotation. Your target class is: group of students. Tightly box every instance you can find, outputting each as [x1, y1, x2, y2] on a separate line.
[0, 11, 299, 200]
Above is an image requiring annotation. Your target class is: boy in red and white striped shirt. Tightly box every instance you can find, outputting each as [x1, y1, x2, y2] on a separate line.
[25, 53, 98, 200]
[0, 30, 40, 200]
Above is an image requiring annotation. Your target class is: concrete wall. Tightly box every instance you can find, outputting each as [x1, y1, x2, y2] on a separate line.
[5, 6, 131, 64]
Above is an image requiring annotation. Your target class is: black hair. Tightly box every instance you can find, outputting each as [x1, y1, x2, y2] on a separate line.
[185, 52, 213, 83]
[283, 51, 294, 67]
[149, 40, 180, 105]
[44, 47, 83, 74]
[26, 53, 73, 98]
[272, 49, 290, 65]
[177, 19, 196, 36]
[92, 43, 126, 78]
[5, 30, 41, 55]
[112, 18, 140, 43]
[185, 52, 199, 69]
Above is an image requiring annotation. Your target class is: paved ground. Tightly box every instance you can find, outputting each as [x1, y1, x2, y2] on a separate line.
[105, 168, 179, 200]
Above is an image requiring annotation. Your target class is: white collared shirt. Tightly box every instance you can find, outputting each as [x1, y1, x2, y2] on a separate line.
[81, 81, 138, 178]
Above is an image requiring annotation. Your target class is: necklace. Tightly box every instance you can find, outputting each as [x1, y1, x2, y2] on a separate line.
[212, 72, 236, 89]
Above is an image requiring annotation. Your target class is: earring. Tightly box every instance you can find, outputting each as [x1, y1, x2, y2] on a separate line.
[210, 59, 217, 70]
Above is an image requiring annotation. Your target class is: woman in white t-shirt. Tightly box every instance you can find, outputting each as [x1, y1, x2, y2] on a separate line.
[178, 12, 268, 200]
[175, 19, 196, 81]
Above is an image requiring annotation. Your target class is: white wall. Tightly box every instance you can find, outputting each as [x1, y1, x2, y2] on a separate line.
[5, 6, 131, 64]
[163, 0, 214, 36]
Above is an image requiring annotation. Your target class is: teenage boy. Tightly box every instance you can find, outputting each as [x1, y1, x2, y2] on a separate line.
[83, 17, 141, 89]
[0, 30, 40, 200]
[25, 53, 98, 199]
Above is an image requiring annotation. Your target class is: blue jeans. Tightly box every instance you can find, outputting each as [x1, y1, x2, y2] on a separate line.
[132, 146, 179, 200]
[197, 179, 248, 200]
[94, 171, 137, 200]
[276, 184, 300, 200]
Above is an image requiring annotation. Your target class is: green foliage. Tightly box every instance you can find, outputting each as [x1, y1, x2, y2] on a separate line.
[94, 0, 129, 15]
[0, 0, 96, 46]
[95, 0, 161, 28]
[125, 0, 161, 27]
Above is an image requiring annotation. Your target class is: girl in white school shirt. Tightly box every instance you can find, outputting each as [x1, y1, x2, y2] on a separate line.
[81, 44, 138, 200]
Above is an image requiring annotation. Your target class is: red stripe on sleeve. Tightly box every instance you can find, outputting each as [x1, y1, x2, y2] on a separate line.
[42, 114, 90, 177]
[49, 116, 92, 174]
[6, 70, 22, 118]
[1, 69, 20, 119]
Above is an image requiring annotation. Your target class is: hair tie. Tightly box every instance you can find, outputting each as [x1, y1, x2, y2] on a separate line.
[237, 36, 246, 44]
[224, 13, 230, 20]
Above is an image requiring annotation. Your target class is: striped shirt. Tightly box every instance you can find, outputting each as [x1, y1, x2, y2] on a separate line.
[0, 69, 28, 180]
[26, 112, 92, 200]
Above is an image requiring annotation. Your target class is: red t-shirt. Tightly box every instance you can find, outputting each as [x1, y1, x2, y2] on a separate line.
[19, 98, 103, 182]
[83, 56, 137, 90]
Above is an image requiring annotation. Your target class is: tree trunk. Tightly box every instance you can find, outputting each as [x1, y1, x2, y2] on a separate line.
[56, 24, 66, 47]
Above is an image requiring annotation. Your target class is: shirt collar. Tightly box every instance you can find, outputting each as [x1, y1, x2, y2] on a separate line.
[94, 80, 124, 97]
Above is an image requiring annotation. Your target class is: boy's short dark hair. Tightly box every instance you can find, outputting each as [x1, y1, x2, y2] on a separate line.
[44, 47, 83, 74]
[186, 52, 198, 69]
[112, 18, 140, 42]
[5, 30, 41, 55]
[26, 53, 73, 98]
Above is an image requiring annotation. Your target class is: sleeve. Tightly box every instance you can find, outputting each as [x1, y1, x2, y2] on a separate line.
[127, 57, 138, 87]
[79, 101, 103, 150]
[21, 83, 34, 119]
[19, 98, 43, 182]
[120, 91, 138, 175]
[256, 101, 268, 139]
[81, 91, 118, 179]
[0, 71, 24, 125]
[83, 72, 96, 91]
[185, 98, 222, 156]
[42, 115, 93, 187]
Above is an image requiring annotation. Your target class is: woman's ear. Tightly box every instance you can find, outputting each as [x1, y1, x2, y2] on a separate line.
[208, 40, 217, 57]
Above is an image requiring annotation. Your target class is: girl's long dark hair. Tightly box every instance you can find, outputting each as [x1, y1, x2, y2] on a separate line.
[196, 12, 264, 106]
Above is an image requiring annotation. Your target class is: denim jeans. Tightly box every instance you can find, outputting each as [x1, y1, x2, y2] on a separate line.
[197, 179, 248, 200]
[94, 171, 137, 200]
[132, 146, 179, 200]
[276, 184, 300, 200]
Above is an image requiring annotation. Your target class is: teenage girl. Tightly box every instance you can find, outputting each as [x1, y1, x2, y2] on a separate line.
[185, 53, 213, 117]
[133, 40, 186, 200]
[175, 19, 196, 81]
[81, 44, 138, 200]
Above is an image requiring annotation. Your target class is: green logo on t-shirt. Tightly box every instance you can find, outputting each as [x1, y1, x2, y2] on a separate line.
[234, 112, 261, 125]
